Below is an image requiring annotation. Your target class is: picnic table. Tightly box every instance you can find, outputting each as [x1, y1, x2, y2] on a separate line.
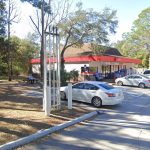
[27, 75, 38, 84]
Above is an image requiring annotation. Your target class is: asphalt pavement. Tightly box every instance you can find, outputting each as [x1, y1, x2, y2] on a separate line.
[21, 86, 150, 150]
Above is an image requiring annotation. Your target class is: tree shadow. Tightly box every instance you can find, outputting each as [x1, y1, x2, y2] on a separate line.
[24, 87, 150, 150]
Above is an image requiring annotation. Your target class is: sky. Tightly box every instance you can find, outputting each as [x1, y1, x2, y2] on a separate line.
[11, 0, 150, 43]
[80, 0, 150, 43]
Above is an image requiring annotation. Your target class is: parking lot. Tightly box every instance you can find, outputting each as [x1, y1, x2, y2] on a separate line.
[22, 86, 150, 150]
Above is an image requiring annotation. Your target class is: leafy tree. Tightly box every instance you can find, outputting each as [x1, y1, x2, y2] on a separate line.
[0, 0, 6, 36]
[20, 0, 71, 80]
[0, 36, 38, 78]
[69, 69, 79, 82]
[19, 1, 118, 85]
[0, 37, 8, 74]
[0, 37, 19, 77]
[115, 7, 150, 68]
[59, 3, 118, 70]
[13, 36, 39, 74]
[0, 0, 20, 80]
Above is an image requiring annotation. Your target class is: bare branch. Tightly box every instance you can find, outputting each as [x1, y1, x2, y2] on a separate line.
[61, 26, 73, 57]
[56, 0, 72, 25]
[65, 32, 85, 49]
[36, 10, 40, 30]
[45, 13, 51, 31]
[9, 11, 19, 23]
[30, 16, 42, 37]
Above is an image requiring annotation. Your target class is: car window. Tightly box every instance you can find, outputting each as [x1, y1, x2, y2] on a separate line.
[98, 84, 114, 90]
[144, 70, 150, 74]
[133, 76, 142, 79]
[126, 75, 134, 79]
[72, 83, 84, 89]
[84, 83, 99, 90]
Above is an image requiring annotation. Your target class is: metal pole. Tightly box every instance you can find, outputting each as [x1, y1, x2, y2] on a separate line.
[56, 27, 61, 109]
[52, 26, 56, 108]
[48, 26, 52, 113]
[44, 33, 49, 116]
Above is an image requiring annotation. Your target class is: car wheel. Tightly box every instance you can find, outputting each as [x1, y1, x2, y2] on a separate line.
[117, 81, 123, 86]
[60, 91, 66, 100]
[92, 97, 102, 108]
[138, 83, 145, 88]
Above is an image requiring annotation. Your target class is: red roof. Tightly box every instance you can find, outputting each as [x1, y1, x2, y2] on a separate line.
[31, 55, 141, 64]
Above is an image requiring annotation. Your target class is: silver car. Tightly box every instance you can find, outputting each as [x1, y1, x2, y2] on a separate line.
[115, 74, 150, 88]
[60, 81, 124, 108]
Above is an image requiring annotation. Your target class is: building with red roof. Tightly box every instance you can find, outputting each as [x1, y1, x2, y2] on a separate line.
[31, 43, 141, 80]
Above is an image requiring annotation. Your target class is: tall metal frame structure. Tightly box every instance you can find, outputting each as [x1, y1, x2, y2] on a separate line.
[43, 26, 61, 116]
[43, 0, 61, 116]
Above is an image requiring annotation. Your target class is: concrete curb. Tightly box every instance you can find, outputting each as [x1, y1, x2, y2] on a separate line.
[0, 110, 101, 150]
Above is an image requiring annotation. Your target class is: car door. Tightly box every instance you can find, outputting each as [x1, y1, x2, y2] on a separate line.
[124, 75, 134, 85]
[132, 75, 142, 86]
[79, 83, 99, 103]
[72, 83, 84, 101]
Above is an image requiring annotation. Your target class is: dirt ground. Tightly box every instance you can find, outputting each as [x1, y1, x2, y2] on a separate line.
[0, 80, 94, 145]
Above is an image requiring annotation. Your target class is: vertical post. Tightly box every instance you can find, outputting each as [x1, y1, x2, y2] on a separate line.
[44, 33, 49, 116]
[52, 26, 56, 108]
[68, 83, 72, 109]
[46, 87, 51, 115]
[42, 0, 45, 111]
[56, 27, 61, 109]
[48, 26, 51, 113]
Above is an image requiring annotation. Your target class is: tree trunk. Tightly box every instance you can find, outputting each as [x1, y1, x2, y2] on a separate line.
[60, 46, 66, 72]
[40, 43, 44, 81]
[40, 0, 45, 82]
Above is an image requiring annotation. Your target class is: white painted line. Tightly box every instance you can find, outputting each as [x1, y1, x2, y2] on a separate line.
[0, 111, 101, 150]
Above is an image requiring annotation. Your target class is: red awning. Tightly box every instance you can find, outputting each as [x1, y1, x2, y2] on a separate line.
[31, 55, 141, 64]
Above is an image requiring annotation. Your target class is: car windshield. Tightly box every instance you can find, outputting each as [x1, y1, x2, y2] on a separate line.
[98, 84, 114, 90]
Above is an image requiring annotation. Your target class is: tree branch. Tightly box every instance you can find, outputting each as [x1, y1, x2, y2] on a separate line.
[30, 16, 42, 37]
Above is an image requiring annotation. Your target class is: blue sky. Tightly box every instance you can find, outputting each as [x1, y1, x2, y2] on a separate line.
[12, 0, 149, 43]
[80, 0, 150, 42]
[81, 0, 149, 20]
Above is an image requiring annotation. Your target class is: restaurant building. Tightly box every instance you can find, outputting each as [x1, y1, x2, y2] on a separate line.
[31, 44, 141, 80]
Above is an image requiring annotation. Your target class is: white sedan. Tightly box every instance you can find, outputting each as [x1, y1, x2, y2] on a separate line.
[115, 74, 150, 88]
[60, 81, 124, 107]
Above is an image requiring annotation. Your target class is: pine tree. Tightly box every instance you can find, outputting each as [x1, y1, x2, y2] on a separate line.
[0, 0, 6, 36]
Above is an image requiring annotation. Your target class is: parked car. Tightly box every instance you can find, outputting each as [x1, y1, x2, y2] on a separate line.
[143, 70, 150, 78]
[60, 81, 124, 107]
[115, 74, 150, 88]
